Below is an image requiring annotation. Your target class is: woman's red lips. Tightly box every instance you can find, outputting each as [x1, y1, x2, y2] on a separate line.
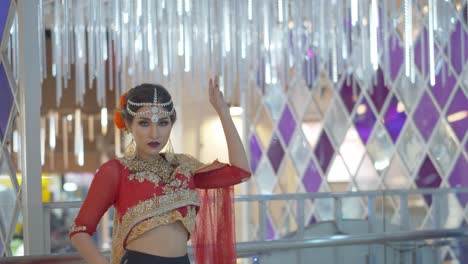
[147, 142, 160, 148]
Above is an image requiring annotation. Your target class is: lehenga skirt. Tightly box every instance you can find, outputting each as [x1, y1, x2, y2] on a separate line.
[120, 250, 191, 264]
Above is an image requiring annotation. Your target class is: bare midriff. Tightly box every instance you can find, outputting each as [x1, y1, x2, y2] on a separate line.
[125, 221, 189, 257]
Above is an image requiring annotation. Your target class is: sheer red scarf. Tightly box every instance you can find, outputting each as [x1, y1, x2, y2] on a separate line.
[192, 187, 236, 264]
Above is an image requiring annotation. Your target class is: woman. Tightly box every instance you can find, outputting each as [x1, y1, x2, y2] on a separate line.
[69, 78, 251, 264]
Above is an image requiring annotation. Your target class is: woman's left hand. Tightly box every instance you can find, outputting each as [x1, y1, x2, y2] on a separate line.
[209, 75, 229, 115]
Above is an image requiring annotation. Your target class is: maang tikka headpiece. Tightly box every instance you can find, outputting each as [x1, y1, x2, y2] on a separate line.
[126, 88, 174, 123]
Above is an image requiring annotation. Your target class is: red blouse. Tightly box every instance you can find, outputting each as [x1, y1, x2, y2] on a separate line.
[69, 154, 251, 264]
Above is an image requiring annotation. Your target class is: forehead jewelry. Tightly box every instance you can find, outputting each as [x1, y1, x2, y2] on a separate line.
[126, 88, 174, 123]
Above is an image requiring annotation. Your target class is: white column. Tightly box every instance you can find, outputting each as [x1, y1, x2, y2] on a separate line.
[17, 0, 45, 255]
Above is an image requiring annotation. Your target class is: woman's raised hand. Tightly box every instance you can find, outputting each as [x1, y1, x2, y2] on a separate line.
[208, 75, 229, 115]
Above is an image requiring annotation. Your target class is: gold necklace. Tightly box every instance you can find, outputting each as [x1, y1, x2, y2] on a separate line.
[121, 155, 176, 185]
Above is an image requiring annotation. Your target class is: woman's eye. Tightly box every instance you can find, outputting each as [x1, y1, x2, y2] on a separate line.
[160, 121, 169, 126]
[139, 121, 149, 126]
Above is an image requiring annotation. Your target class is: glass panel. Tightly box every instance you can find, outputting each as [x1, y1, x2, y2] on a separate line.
[311, 79, 334, 114]
[408, 194, 429, 230]
[429, 120, 459, 176]
[383, 95, 407, 142]
[327, 155, 350, 184]
[323, 98, 348, 146]
[249, 134, 262, 173]
[431, 61, 457, 109]
[268, 198, 288, 231]
[339, 126, 365, 175]
[279, 207, 297, 238]
[255, 106, 274, 149]
[355, 154, 381, 190]
[395, 73, 424, 113]
[278, 104, 296, 146]
[445, 87, 467, 142]
[383, 155, 411, 189]
[267, 133, 285, 173]
[448, 155, 468, 205]
[444, 193, 465, 229]
[288, 76, 310, 118]
[339, 75, 361, 114]
[342, 197, 366, 220]
[314, 131, 334, 174]
[255, 158, 276, 194]
[264, 83, 285, 122]
[369, 68, 389, 113]
[367, 124, 393, 175]
[353, 97, 376, 144]
[315, 198, 334, 221]
[290, 130, 312, 176]
[397, 122, 425, 175]
[278, 156, 298, 193]
[301, 159, 322, 193]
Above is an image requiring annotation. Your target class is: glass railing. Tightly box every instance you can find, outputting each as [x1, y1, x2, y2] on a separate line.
[1, 187, 467, 263]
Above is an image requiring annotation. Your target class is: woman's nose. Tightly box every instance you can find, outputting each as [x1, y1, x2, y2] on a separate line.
[149, 124, 159, 138]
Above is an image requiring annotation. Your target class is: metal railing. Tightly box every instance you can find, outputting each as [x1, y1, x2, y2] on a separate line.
[2, 188, 467, 263]
[1, 227, 467, 263]
[40, 188, 468, 253]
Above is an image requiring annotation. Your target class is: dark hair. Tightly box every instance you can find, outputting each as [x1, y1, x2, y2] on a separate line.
[122, 83, 177, 124]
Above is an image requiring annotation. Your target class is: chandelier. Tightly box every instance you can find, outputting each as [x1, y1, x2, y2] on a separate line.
[2, 0, 463, 107]
[2, 0, 466, 169]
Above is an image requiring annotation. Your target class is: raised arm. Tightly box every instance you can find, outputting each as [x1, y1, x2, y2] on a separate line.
[208, 76, 250, 172]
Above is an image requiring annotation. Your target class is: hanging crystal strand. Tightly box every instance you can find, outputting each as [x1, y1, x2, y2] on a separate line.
[404, 0, 413, 79]
[127, 0, 135, 86]
[87, 0, 95, 88]
[224, 0, 233, 98]
[382, 0, 390, 86]
[38, 0, 47, 81]
[97, 0, 107, 106]
[120, 0, 129, 92]
[112, 0, 121, 92]
[331, 2, 339, 83]
[161, 1, 170, 78]
[168, 0, 177, 81]
[341, 1, 349, 62]
[184, 0, 192, 74]
[53, 0, 63, 106]
[62, 117, 68, 169]
[63, 0, 71, 86]
[134, 0, 142, 83]
[147, 0, 156, 78]
[75, 0, 86, 106]
[108, 21, 114, 91]
[74, 109, 84, 166]
[369, 0, 379, 71]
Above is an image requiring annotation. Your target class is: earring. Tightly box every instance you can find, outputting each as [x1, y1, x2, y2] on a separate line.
[124, 138, 136, 159]
[165, 139, 175, 163]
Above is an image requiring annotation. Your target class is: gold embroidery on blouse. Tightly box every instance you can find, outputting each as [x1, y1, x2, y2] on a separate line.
[118, 154, 204, 186]
[111, 216, 123, 264]
[110, 154, 204, 264]
[69, 223, 87, 233]
[111, 189, 199, 262]
[118, 155, 174, 185]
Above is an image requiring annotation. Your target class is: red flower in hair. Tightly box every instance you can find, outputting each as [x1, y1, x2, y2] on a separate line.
[119, 92, 128, 109]
[114, 110, 126, 130]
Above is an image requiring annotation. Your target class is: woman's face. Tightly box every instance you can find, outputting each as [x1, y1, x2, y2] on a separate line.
[129, 106, 173, 160]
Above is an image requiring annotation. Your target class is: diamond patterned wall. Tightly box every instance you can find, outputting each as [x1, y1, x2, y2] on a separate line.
[247, 2, 468, 258]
